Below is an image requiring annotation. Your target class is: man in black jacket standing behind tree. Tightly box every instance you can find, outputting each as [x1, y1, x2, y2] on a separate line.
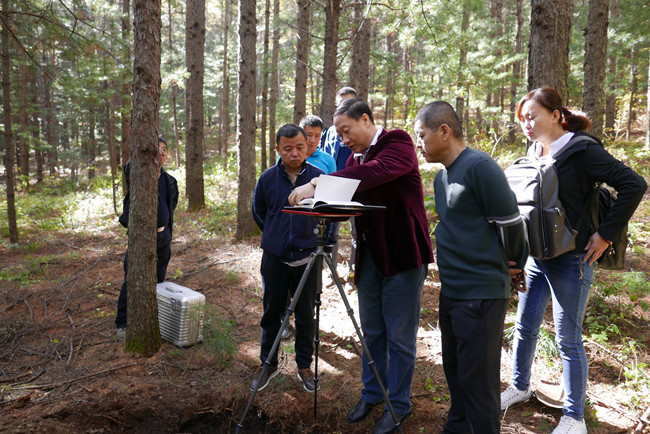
[115, 137, 179, 339]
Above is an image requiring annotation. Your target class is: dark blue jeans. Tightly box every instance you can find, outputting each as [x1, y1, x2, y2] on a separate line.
[440, 294, 508, 434]
[115, 226, 172, 329]
[356, 243, 427, 415]
[259, 251, 317, 370]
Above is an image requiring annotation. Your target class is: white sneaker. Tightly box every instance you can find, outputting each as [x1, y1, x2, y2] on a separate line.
[500, 384, 532, 410]
[552, 415, 587, 434]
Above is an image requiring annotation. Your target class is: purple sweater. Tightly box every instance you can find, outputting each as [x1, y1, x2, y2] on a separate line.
[334, 128, 434, 278]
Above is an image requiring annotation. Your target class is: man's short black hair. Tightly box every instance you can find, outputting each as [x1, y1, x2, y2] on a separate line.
[333, 98, 374, 124]
[158, 137, 167, 148]
[336, 86, 357, 99]
[414, 101, 464, 139]
[276, 124, 307, 146]
[299, 115, 323, 130]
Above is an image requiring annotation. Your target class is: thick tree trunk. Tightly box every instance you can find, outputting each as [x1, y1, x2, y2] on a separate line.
[527, 0, 573, 101]
[260, 0, 270, 172]
[125, 0, 163, 356]
[235, 0, 257, 238]
[268, 0, 279, 165]
[320, 0, 340, 129]
[185, 0, 206, 211]
[293, 0, 310, 124]
[508, 0, 523, 145]
[582, 0, 609, 139]
[348, 3, 362, 93]
[219, 0, 230, 169]
[2, 0, 18, 244]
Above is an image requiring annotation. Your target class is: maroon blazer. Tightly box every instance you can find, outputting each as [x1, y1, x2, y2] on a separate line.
[334, 128, 434, 279]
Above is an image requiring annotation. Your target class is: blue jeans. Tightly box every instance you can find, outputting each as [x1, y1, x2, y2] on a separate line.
[511, 253, 594, 420]
[356, 243, 427, 415]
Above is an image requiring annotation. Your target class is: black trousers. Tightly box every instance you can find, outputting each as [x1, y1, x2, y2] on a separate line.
[439, 293, 508, 434]
[259, 251, 317, 370]
[115, 227, 172, 329]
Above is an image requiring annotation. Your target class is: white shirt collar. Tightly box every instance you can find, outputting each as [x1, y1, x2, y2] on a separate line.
[354, 126, 383, 162]
[532, 131, 575, 159]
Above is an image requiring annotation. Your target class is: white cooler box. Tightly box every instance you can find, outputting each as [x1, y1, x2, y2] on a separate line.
[156, 282, 205, 347]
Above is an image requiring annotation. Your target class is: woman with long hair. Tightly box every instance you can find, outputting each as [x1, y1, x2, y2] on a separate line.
[501, 86, 646, 434]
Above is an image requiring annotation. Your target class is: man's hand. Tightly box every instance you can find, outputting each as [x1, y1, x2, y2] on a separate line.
[507, 261, 522, 276]
[583, 232, 610, 266]
[288, 182, 315, 205]
[508, 261, 527, 293]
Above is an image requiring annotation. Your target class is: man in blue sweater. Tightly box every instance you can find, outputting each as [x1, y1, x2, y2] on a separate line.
[251, 124, 324, 393]
[414, 102, 528, 433]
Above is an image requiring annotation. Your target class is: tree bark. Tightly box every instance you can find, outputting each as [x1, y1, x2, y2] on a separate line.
[43, 57, 57, 177]
[120, 0, 132, 195]
[167, 0, 180, 168]
[125, 0, 163, 356]
[18, 63, 29, 187]
[219, 0, 231, 169]
[293, 0, 310, 124]
[508, 0, 523, 145]
[582, 0, 609, 139]
[626, 45, 637, 140]
[320, 0, 340, 129]
[2, 0, 18, 244]
[260, 0, 270, 172]
[527, 0, 573, 101]
[268, 0, 279, 164]
[235, 0, 257, 238]
[185, 0, 206, 211]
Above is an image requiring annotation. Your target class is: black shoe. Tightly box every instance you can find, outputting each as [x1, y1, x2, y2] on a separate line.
[373, 410, 409, 434]
[347, 399, 378, 423]
[297, 368, 320, 393]
[249, 366, 279, 392]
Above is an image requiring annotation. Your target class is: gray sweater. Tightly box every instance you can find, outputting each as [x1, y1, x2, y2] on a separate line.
[434, 147, 528, 300]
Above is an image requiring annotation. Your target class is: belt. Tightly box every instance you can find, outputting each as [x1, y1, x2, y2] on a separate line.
[157, 226, 166, 232]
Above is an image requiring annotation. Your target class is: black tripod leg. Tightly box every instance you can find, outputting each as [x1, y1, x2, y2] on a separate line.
[323, 253, 404, 434]
[236, 252, 319, 433]
[312, 247, 323, 418]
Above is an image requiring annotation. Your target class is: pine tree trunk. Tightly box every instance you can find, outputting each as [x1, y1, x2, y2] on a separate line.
[260, 0, 270, 172]
[508, 0, 523, 145]
[88, 104, 96, 179]
[293, 0, 310, 124]
[168, 0, 180, 168]
[2, 0, 18, 244]
[357, 15, 371, 102]
[527, 0, 573, 101]
[43, 61, 57, 177]
[120, 0, 132, 195]
[626, 46, 637, 140]
[235, 0, 257, 239]
[185, 0, 206, 211]
[348, 3, 362, 93]
[219, 0, 230, 169]
[125, 0, 163, 356]
[18, 63, 29, 187]
[268, 0, 279, 165]
[320, 0, 340, 129]
[582, 0, 609, 139]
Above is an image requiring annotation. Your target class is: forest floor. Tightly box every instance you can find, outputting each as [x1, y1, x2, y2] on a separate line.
[1, 174, 650, 433]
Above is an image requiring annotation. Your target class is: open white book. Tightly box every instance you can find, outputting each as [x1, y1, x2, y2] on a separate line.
[298, 175, 362, 208]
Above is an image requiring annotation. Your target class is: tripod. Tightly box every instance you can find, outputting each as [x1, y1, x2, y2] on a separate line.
[236, 211, 402, 433]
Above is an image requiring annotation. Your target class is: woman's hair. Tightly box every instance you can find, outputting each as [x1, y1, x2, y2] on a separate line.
[515, 86, 592, 132]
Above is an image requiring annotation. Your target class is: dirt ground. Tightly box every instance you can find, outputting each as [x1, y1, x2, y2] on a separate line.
[1, 209, 649, 433]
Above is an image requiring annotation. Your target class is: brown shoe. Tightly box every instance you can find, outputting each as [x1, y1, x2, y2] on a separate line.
[250, 366, 279, 392]
[297, 368, 320, 393]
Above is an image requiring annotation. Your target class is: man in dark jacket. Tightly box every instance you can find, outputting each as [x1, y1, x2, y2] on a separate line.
[289, 99, 434, 434]
[115, 137, 179, 339]
[414, 101, 528, 433]
[251, 124, 324, 393]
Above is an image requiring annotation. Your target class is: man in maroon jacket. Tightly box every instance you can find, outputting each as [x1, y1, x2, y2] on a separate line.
[289, 98, 433, 434]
